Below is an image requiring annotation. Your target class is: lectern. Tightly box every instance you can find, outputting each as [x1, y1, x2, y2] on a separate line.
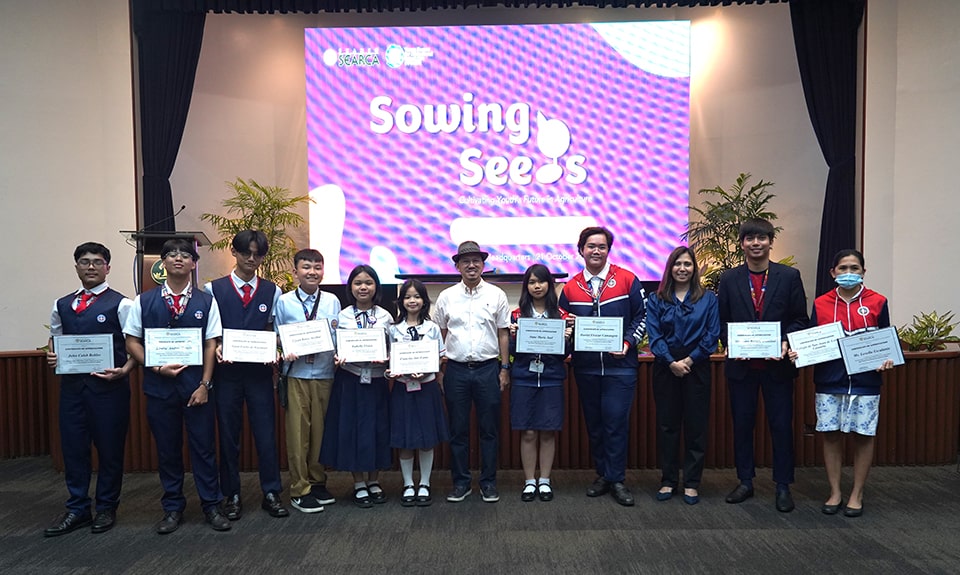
[121, 230, 212, 294]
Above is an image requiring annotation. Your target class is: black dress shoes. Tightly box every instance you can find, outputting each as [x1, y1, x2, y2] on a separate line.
[155, 511, 182, 534]
[261, 492, 290, 518]
[224, 495, 242, 521]
[821, 502, 842, 515]
[44, 511, 92, 537]
[725, 484, 755, 504]
[776, 490, 795, 513]
[586, 477, 611, 497]
[205, 508, 232, 531]
[91, 509, 116, 534]
[610, 482, 635, 506]
[843, 504, 863, 518]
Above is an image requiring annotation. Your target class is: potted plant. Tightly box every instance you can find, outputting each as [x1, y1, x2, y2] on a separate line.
[201, 178, 312, 291]
[897, 310, 960, 351]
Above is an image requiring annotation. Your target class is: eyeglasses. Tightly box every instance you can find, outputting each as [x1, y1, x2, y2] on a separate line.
[76, 259, 107, 268]
[164, 250, 194, 260]
[237, 250, 264, 260]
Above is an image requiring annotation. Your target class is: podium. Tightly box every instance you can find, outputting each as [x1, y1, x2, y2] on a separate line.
[121, 230, 212, 294]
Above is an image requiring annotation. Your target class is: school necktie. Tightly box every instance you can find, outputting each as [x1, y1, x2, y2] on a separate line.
[590, 276, 602, 298]
[241, 284, 253, 306]
[75, 292, 93, 314]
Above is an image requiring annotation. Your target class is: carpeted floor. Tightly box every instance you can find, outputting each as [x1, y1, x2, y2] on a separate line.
[1, 457, 959, 574]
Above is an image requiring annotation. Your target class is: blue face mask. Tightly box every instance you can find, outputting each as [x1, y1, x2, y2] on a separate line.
[835, 273, 863, 289]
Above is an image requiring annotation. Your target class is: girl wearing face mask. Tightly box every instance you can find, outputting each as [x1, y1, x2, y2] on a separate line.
[789, 249, 894, 518]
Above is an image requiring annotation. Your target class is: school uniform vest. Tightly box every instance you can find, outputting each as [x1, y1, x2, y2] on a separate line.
[56, 288, 129, 393]
[140, 287, 213, 400]
[211, 275, 275, 380]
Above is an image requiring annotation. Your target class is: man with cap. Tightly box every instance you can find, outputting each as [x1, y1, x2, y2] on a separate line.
[434, 241, 511, 503]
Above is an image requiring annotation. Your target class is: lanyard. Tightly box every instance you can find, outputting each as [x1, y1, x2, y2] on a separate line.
[295, 289, 322, 321]
[749, 269, 768, 319]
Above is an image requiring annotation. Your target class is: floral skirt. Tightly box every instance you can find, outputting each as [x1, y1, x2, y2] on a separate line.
[815, 393, 880, 436]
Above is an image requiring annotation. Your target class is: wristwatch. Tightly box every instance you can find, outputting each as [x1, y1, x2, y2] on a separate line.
[199, 380, 213, 390]
[500, 363, 512, 370]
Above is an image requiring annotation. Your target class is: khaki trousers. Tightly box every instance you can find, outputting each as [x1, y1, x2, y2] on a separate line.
[285, 377, 333, 497]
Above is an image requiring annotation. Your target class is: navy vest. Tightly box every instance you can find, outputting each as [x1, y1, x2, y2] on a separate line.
[211, 275, 275, 379]
[140, 287, 213, 400]
[56, 288, 129, 393]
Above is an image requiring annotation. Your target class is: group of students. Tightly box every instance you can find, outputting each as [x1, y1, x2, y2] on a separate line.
[43, 219, 896, 538]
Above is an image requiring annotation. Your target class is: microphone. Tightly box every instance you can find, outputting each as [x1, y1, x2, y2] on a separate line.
[139, 205, 186, 232]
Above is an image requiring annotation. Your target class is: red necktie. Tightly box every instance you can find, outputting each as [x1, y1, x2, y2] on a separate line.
[75, 292, 94, 314]
[241, 284, 253, 306]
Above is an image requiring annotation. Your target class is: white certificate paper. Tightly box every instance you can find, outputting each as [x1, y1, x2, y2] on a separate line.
[574, 317, 624, 353]
[54, 334, 114, 375]
[838, 326, 905, 375]
[144, 327, 203, 367]
[278, 319, 334, 357]
[389, 339, 440, 375]
[516, 318, 567, 355]
[336, 329, 388, 363]
[222, 328, 277, 364]
[727, 322, 782, 359]
[787, 322, 844, 367]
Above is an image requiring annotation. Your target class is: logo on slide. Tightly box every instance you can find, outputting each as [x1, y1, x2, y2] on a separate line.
[384, 45, 405, 68]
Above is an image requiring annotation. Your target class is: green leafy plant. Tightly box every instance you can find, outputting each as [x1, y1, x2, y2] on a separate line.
[897, 310, 960, 351]
[201, 178, 312, 291]
[683, 173, 792, 290]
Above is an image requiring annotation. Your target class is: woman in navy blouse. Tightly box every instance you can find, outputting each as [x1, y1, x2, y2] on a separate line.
[646, 247, 720, 505]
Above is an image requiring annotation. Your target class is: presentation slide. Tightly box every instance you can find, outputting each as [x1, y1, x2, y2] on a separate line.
[305, 22, 690, 283]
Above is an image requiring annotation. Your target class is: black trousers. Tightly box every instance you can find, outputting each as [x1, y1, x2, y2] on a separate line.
[652, 358, 711, 489]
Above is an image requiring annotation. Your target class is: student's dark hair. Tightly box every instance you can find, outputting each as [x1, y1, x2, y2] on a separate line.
[518, 264, 562, 319]
[832, 248, 865, 268]
[293, 249, 324, 266]
[73, 242, 111, 264]
[738, 218, 776, 243]
[232, 230, 269, 255]
[160, 238, 199, 261]
[577, 226, 615, 252]
[395, 279, 431, 324]
[346, 264, 382, 306]
[656, 246, 705, 303]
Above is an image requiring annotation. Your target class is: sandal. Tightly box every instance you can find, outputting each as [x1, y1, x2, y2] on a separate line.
[521, 484, 537, 502]
[401, 485, 416, 507]
[367, 482, 387, 504]
[537, 482, 554, 502]
[415, 485, 432, 507]
[353, 487, 373, 508]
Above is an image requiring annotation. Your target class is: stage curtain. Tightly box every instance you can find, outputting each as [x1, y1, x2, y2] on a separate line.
[134, 5, 206, 231]
[790, 0, 865, 297]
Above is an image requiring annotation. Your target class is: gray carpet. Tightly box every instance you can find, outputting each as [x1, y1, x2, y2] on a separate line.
[2, 457, 959, 574]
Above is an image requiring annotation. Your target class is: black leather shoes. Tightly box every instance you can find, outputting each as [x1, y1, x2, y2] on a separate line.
[586, 477, 611, 497]
[821, 502, 842, 515]
[223, 495, 242, 521]
[776, 490, 795, 513]
[155, 511, 182, 534]
[843, 504, 863, 518]
[91, 510, 116, 534]
[44, 511, 92, 537]
[205, 508, 232, 531]
[261, 492, 289, 518]
[610, 482, 635, 506]
[725, 484, 755, 504]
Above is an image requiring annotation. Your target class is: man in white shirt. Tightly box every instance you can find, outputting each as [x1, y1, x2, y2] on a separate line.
[434, 241, 511, 503]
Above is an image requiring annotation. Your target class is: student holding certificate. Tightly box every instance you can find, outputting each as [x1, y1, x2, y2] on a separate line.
[508, 264, 571, 503]
[321, 265, 394, 508]
[646, 247, 719, 506]
[385, 279, 449, 507]
[788, 249, 893, 518]
[44, 242, 135, 537]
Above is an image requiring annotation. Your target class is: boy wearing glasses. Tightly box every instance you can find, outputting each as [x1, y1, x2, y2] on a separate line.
[203, 230, 288, 520]
[558, 226, 646, 506]
[123, 238, 229, 533]
[44, 242, 135, 537]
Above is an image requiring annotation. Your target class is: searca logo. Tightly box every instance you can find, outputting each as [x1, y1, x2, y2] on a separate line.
[369, 93, 588, 187]
[322, 48, 381, 67]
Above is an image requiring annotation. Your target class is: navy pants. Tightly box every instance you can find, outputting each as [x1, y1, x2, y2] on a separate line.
[728, 370, 795, 485]
[444, 360, 501, 489]
[574, 371, 637, 484]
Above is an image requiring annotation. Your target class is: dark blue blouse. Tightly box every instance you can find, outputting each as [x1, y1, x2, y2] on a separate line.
[646, 290, 720, 365]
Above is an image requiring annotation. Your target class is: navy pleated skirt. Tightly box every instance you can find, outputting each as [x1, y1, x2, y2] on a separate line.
[389, 379, 450, 450]
[319, 369, 392, 472]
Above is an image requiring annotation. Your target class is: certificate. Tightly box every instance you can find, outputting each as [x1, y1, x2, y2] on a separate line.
[278, 319, 334, 357]
[516, 318, 567, 355]
[727, 322, 782, 359]
[144, 327, 203, 367]
[54, 334, 114, 375]
[787, 322, 844, 367]
[336, 329, 388, 363]
[389, 339, 440, 375]
[222, 328, 277, 364]
[838, 326, 905, 375]
[574, 317, 624, 353]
